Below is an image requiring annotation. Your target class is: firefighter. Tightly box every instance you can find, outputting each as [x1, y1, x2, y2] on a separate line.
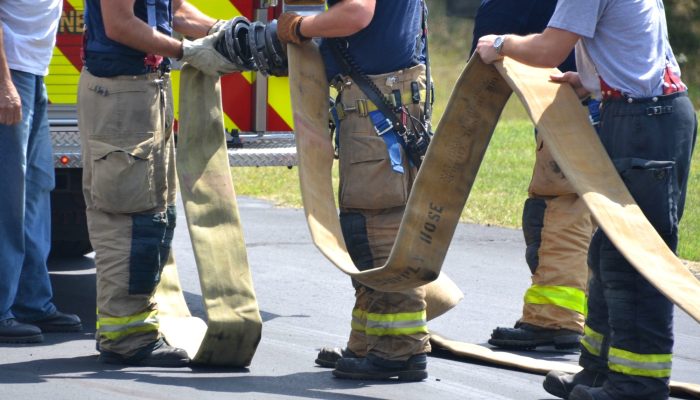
[477, 0, 696, 398]
[0, 0, 82, 344]
[79, 0, 240, 367]
[471, 0, 594, 351]
[277, 0, 431, 381]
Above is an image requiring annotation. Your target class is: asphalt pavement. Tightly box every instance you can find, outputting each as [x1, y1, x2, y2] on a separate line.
[1, 197, 698, 400]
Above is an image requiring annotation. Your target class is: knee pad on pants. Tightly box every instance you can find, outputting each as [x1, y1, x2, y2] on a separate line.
[128, 212, 168, 295]
[522, 198, 546, 274]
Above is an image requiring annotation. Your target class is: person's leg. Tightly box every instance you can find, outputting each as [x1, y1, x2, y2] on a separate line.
[0, 70, 45, 343]
[571, 93, 696, 400]
[79, 71, 186, 366]
[11, 74, 57, 321]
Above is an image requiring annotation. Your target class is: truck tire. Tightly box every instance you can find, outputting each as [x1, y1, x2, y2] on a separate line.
[50, 168, 92, 258]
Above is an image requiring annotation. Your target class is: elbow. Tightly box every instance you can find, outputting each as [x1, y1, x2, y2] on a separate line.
[103, 22, 123, 42]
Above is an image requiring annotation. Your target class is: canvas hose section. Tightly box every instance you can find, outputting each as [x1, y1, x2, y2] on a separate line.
[287, 42, 700, 396]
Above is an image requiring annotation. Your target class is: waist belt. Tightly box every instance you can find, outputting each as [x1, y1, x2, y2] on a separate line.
[600, 64, 686, 101]
[335, 89, 426, 120]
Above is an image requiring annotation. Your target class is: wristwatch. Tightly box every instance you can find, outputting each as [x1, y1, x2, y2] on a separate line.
[493, 35, 506, 55]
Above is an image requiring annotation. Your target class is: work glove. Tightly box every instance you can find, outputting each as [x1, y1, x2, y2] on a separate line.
[276, 12, 310, 46]
[207, 19, 228, 35]
[180, 30, 242, 76]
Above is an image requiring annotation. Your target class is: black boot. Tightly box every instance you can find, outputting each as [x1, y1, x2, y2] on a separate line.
[333, 353, 427, 382]
[488, 322, 582, 350]
[99, 338, 190, 368]
[315, 346, 357, 368]
[543, 369, 608, 399]
[569, 386, 617, 400]
[0, 319, 43, 344]
[20, 310, 82, 332]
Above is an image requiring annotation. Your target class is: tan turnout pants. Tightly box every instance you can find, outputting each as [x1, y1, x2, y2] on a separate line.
[520, 135, 593, 332]
[78, 69, 177, 356]
[337, 65, 431, 361]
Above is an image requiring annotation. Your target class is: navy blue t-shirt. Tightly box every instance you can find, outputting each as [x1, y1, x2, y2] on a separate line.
[320, 0, 425, 80]
[84, 0, 173, 77]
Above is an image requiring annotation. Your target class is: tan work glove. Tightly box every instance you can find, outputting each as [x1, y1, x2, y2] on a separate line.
[276, 12, 310, 46]
[180, 30, 241, 76]
[207, 19, 227, 35]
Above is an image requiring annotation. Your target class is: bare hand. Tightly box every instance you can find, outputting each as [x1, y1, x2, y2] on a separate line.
[475, 34, 504, 64]
[550, 71, 590, 99]
[0, 80, 22, 125]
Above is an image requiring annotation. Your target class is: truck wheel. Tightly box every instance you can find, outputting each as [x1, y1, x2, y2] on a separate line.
[50, 168, 92, 258]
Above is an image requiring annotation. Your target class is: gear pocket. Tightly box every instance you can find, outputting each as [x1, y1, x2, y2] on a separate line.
[614, 157, 678, 236]
[89, 134, 156, 213]
[339, 134, 409, 209]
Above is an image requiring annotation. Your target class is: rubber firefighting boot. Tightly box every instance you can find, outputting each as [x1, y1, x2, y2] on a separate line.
[333, 353, 427, 381]
[315, 346, 358, 368]
[489, 322, 582, 350]
[98, 338, 190, 368]
[569, 386, 617, 400]
[543, 369, 608, 399]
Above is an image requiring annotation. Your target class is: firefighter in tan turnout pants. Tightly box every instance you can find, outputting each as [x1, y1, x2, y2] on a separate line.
[79, 0, 238, 367]
[471, 0, 594, 351]
[277, 0, 432, 381]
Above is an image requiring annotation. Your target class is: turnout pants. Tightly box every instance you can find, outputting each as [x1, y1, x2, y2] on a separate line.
[78, 70, 177, 356]
[336, 65, 430, 361]
[472, 0, 589, 333]
[581, 92, 697, 399]
[521, 138, 593, 332]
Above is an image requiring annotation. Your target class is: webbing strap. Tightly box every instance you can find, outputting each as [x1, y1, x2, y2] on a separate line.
[154, 65, 262, 367]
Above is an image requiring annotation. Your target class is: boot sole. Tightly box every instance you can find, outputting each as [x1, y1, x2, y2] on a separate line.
[332, 368, 427, 382]
[488, 333, 581, 350]
[35, 323, 83, 333]
[98, 353, 190, 368]
[0, 333, 44, 344]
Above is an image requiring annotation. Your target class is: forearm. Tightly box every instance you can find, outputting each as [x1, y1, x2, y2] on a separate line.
[299, 0, 375, 38]
[0, 26, 12, 85]
[101, 0, 184, 58]
[172, 1, 216, 39]
[501, 28, 579, 69]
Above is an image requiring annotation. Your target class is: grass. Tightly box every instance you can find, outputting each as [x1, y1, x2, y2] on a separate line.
[231, 2, 700, 261]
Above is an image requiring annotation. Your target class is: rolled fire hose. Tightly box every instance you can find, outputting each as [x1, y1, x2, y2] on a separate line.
[288, 42, 700, 396]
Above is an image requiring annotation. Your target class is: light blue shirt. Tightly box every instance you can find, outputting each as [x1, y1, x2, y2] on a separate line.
[548, 0, 680, 98]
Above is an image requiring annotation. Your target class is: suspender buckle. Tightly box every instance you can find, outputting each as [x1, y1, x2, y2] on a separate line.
[373, 118, 394, 136]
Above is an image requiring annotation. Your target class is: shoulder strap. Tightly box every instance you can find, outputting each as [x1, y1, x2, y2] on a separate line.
[328, 38, 407, 135]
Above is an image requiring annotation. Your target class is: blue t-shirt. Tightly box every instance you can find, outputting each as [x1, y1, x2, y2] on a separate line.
[320, 0, 425, 79]
[84, 0, 173, 77]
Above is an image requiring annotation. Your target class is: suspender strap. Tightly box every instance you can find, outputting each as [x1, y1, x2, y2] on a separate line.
[146, 0, 157, 29]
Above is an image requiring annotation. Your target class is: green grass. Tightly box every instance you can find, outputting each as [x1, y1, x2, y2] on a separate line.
[231, 2, 700, 261]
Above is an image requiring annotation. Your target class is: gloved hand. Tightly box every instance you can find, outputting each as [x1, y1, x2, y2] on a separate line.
[276, 12, 310, 46]
[180, 30, 242, 76]
[207, 19, 227, 35]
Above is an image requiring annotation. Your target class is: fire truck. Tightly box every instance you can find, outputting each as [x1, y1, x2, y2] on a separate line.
[47, 0, 325, 257]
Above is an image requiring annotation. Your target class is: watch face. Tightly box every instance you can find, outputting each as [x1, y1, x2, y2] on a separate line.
[494, 36, 504, 50]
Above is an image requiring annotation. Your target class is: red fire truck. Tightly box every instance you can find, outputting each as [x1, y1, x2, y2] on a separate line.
[48, 0, 325, 256]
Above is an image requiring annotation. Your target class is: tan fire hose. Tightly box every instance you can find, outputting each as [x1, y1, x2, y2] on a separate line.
[288, 42, 700, 396]
[154, 65, 262, 367]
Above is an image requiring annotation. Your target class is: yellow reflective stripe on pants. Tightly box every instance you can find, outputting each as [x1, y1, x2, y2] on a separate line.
[608, 347, 672, 378]
[524, 284, 587, 315]
[581, 325, 604, 356]
[98, 310, 159, 341]
[365, 310, 428, 336]
[351, 308, 367, 333]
